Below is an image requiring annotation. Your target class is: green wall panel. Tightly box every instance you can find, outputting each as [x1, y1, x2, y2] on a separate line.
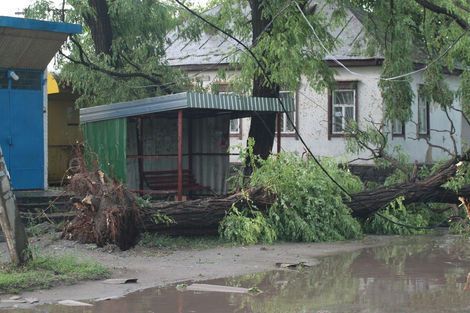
[82, 118, 127, 182]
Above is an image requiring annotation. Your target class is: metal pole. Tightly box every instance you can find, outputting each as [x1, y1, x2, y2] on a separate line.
[137, 117, 144, 193]
[177, 110, 183, 201]
[276, 113, 281, 154]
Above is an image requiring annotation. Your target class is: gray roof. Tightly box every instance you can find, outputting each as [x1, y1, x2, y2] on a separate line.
[165, 2, 379, 67]
[80, 92, 295, 123]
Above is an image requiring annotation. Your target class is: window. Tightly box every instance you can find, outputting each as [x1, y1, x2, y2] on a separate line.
[215, 83, 243, 138]
[328, 82, 357, 138]
[11, 70, 42, 90]
[279, 91, 296, 134]
[230, 118, 241, 135]
[417, 90, 430, 136]
[392, 119, 405, 136]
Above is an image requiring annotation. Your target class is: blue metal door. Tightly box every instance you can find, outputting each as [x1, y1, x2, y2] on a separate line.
[0, 87, 10, 167]
[9, 89, 44, 189]
[0, 70, 44, 190]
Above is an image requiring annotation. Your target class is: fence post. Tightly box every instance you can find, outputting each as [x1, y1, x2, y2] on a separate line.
[0, 146, 30, 265]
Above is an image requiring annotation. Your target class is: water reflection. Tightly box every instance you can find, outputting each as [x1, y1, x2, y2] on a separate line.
[4, 235, 470, 313]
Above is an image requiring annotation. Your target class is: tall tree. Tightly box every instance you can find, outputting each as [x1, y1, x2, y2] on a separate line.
[204, 0, 337, 159]
[26, 0, 189, 107]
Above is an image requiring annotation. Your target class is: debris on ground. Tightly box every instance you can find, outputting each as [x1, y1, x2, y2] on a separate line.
[1, 296, 39, 304]
[62, 161, 141, 250]
[184, 283, 251, 294]
[275, 261, 314, 269]
[102, 278, 138, 284]
[58, 300, 93, 307]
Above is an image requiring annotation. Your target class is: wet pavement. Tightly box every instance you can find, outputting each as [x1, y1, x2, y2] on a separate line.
[4, 234, 470, 313]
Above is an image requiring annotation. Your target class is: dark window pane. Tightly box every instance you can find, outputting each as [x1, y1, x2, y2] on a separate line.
[0, 70, 7, 89]
[11, 70, 42, 90]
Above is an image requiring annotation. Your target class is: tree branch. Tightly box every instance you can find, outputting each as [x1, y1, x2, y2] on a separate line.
[415, 0, 469, 30]
[62, 37, 175, 94]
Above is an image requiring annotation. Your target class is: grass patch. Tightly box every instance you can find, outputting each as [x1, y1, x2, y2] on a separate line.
[0, 254, 110, 294]
[139, 233, 232, 250]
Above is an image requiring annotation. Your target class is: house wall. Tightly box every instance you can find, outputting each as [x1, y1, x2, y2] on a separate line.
[390, 72, 463, 163]
[185, 67, 463, 164]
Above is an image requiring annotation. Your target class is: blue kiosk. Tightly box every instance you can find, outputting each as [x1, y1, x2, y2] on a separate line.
[0, 16, 81, 190]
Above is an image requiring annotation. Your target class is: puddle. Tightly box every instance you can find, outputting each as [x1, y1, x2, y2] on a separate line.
[4, 234, 470, 313]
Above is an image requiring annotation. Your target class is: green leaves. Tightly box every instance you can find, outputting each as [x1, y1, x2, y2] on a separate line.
[220, 151, 364, 244]
[363, 197, 428, 235]
[219, 206, 277, 245]
[27, 0, 188, 108]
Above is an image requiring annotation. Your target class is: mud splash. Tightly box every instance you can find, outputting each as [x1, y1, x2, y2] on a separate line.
[5, 234, 470, 313]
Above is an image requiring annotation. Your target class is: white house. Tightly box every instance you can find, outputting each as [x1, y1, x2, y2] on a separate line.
[166, 4, 468, 165]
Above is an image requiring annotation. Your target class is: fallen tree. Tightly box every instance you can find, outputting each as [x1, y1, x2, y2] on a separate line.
[62, 149, 470, 244]
[141, 152, 470, 235]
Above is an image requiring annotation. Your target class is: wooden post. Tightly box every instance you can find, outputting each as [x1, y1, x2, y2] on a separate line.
[177, 110, 183, 201]
[0, 146, 30, 265]
[137, 117, 145, 193]
[276, 113, 281, 154]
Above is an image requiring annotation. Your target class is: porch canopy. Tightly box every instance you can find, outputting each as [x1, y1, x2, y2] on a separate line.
[0, 16, 82, 70]
[80, 92, 294, 200]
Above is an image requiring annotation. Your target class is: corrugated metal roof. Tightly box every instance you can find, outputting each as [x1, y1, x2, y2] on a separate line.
[0, 16, 82, 70]
[80, 92, 295, 123]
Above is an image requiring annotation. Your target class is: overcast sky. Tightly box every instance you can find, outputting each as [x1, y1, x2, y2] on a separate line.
[0, 0, 209, 17]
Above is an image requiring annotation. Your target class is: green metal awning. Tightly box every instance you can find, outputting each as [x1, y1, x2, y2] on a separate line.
[80, 92, 294, 123]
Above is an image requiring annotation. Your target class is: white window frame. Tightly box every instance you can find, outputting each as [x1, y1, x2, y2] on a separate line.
[331, 89, 356, 135]
[219, 88, 243, 137]
[229, 118, 241, 135]
[417, 91, 429, 136]
[391, 119, 405, 136]
[279, 91, 296, 134]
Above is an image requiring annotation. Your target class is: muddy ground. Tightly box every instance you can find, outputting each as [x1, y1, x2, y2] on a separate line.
[0, 234, 395, 308]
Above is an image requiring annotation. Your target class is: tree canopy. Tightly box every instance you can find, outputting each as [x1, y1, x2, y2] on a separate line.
[26, 0, 192, 107]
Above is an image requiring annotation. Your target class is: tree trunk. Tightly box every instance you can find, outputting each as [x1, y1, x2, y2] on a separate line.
[246, 0, 280, 161]
[84, 0, 113, 55]
[348, 157, 464, 217]
[141, 188, 275, 235]
[140, 156, 470, 235]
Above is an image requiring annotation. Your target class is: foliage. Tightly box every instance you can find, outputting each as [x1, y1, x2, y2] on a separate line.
[152, 211, 176, 226]
[443, 162, 470, 192]
[351, 0, 470, 124]
[220, 149, 363, 244]
[449, 219, 470, 235]
[197, 0, 342, 94]
[363, 197, 428, 235]
[0, 253, 109, 293]
[26, 0, 189, 108]
[219, 206, 277, 245]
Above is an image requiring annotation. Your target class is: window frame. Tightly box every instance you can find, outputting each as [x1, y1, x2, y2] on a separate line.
[214, 83, 243, 139]
[229, 118, 243, 139]
[391, 119, 405, 137]
[417, 88, 430, 137]
[278, 91, 298, 136]
[328, 81, 358, 139]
